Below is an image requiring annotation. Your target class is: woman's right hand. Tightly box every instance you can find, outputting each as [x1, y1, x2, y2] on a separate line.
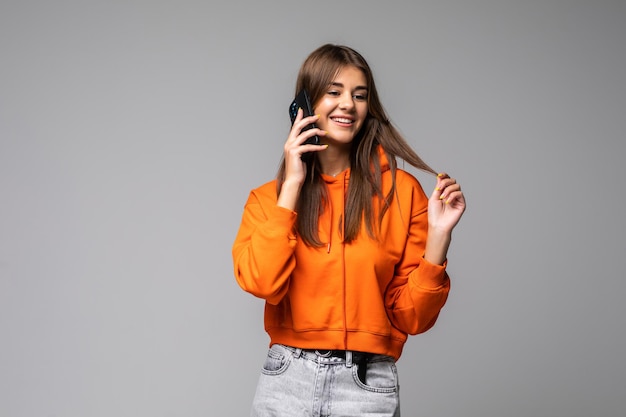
[277, 109, 327, 210]
[283, 109, 327, 184]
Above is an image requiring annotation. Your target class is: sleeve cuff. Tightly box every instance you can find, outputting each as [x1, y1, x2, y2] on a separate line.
[266, 205, 298, 239]
[411, 257, 449, 289]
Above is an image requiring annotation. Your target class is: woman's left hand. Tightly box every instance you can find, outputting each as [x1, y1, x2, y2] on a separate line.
[428, 173, 466, 233]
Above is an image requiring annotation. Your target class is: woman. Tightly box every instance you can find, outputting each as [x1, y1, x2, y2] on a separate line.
[232, 44, 465, 416]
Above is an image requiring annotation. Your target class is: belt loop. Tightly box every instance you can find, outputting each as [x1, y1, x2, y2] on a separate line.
[345, 350, 353, 367]
[293, 348, 302, 358]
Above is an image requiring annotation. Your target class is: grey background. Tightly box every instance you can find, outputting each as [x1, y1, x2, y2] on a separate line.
[1, 1, 625, 416]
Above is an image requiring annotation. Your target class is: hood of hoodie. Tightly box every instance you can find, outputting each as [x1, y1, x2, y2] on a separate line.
[320, 145, 391, 186]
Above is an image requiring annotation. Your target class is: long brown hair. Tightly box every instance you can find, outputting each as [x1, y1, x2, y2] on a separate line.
[278, 44, 436, 247]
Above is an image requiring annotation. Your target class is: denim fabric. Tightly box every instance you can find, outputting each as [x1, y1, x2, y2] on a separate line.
[250, 344, 400, 417]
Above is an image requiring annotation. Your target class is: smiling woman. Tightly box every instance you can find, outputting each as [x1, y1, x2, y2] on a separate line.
[313, 66, 369, 152]
[231, 43, 466, 416]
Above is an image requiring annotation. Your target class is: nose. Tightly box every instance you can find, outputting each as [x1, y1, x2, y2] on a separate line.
[339, 93, 355, 111]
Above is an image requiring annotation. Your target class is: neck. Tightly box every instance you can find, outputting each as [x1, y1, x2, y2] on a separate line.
[318, 145, 351, 177]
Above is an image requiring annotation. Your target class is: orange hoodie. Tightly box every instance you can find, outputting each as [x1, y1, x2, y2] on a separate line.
[232, 153, 450, 360]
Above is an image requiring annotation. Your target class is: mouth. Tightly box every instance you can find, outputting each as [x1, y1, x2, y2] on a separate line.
[330, 116, 355, 126]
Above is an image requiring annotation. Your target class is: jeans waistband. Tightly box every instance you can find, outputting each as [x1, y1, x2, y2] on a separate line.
[280, 345, 372, 365]
[302, 349, 371, 362]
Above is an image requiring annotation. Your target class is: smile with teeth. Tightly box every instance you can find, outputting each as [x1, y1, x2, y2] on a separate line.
[331, 117, 354, 125]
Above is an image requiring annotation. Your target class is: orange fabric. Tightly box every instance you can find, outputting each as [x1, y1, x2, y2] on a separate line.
[232, 157, 450, 360]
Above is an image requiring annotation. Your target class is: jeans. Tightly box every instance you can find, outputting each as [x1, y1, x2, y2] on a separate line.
[250, 344, 400, 417]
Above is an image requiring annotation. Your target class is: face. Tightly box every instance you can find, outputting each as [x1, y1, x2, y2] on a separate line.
[313, 65, 368, 147]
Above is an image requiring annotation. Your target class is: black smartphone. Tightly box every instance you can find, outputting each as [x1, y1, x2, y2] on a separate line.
[288, 89, 320, 148]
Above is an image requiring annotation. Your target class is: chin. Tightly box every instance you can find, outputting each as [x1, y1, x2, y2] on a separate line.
[328, 132, 357, 144]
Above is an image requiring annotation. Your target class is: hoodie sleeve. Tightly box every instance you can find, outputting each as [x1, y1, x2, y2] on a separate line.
[232, 186, 298, 305]
[384, 178, 451, 335]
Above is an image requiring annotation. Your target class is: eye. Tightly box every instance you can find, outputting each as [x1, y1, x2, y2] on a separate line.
[353, 93, 367, 101]
[327, 90, 340, 96]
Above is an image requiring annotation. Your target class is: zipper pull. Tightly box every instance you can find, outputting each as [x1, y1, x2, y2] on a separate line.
[327, 243, 331, 253]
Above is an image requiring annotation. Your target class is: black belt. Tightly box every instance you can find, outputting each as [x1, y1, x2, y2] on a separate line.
[303, 349, 371, 383]
[304, 349, 371, 361]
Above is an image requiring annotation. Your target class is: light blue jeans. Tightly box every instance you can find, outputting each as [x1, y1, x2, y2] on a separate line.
[250, 344, 401, 417]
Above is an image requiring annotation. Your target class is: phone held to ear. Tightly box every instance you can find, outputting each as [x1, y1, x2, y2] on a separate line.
[289, 89, 321, 156]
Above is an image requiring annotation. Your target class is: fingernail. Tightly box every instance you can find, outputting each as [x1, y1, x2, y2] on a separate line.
[435, 187, 441, 191]
[439, 195, 445, 200]
[437, 173, 444, 177]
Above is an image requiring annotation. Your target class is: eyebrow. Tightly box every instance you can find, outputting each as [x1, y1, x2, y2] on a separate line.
[330, 82, 368, 91]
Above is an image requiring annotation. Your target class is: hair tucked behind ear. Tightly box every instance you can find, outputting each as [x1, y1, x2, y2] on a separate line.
[277, 44, 436, 246]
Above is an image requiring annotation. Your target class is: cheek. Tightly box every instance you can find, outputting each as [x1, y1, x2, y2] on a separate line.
[316, 118, 329, 131]
[357, 106, 368, 125]
[313, 98, 332, 115]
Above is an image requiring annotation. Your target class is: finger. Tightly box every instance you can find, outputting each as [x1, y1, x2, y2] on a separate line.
[295, 127, 326, 146]
[288, 107, 304, 130]
[294, 113, 320, 131]
[430, 180, 444, 200]
[288, 108, 308, 134]
[430, 186, 443, 202]
[438, 183, 461, 201]
[434, 172, 449, 192]
[443, 190, 465, 207]
[285, 132, 327, 161]
[299, 143, 329, 156]
[288, 114, 321, 145]
[439, 177, 457, 188]
[433, 174, 452, 198]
